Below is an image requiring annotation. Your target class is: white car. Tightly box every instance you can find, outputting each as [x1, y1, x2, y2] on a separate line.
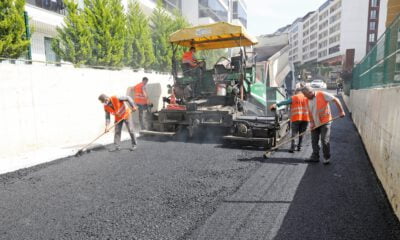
[310, 79, 327, 89]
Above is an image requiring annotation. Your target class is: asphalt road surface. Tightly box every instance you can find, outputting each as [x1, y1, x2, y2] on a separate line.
[0, 95, 399, 240]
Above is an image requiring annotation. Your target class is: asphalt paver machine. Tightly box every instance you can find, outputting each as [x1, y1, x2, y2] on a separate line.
[141, 22, 291, 148]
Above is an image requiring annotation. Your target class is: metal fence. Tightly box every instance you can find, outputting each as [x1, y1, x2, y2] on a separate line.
[352, 15, 400, 90]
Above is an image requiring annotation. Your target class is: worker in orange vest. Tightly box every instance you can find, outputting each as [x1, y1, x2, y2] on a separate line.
[133, 77, 150, 130]
[270, 88, 310, 153]
[301, 86, 345, 164]
[182, 47, 205, 69]
[98, 94, 138, 151]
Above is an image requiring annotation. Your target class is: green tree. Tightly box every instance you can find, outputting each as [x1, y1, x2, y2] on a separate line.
[125, 0, 155, 69]
[52, 0, 93, 66]
[84, 0, 126, 67]
[151, 1, 189, 72]
[198, 49, 228, 69]
[0, 0, 30, 59]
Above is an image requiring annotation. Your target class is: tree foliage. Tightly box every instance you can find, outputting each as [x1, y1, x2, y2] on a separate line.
[84, 0, 126, 67]
[197, 49, 229, 69]
[151, 0, 189, 72]
[52, 0, 93, 66]
[125, 0, 154, 69]
[0, 0, 30, 59]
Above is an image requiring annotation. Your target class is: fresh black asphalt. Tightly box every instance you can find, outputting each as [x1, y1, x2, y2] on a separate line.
[0, 96, 399, 240]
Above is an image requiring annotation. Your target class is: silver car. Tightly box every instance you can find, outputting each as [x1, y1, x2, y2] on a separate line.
[311, 79, 327, 88]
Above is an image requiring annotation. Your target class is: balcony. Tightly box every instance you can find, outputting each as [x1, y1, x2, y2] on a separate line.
[233, 1, 247, 27]
[199, 0, 228, 22]
[150, 0, 181, 12]
[26, 0, 66, 15]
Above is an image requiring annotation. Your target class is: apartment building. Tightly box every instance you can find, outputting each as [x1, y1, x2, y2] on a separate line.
[25, 0, 66, 62]
[288, 0, 387, 66]
[24, 0, 248, 63]
[181, 0, 247, 27]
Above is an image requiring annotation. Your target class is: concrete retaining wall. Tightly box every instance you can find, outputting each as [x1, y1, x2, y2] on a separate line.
[349, 87, 400, 219]
[0, 63, 172, 159]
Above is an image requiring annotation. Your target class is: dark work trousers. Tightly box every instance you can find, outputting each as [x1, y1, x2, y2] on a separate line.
[291, 121, 309, 149]
[114, 118, 137, 147]
[311, 123, 331, 160]
[137, 104, 148, 130]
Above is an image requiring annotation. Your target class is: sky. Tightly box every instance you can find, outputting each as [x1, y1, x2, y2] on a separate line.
[246, 0, 328, 36]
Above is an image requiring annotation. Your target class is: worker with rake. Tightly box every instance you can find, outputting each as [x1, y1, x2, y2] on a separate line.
[98, 94, 138, 152]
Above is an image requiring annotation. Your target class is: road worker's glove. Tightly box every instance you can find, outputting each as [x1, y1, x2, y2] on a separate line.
[339, 111, 346, 118]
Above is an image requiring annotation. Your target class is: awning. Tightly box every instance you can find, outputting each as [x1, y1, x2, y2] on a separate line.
[169, 22, 258, 50]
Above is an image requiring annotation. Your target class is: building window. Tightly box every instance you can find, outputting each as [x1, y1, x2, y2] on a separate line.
[329, 34, 340, 44]
[44, 37, 60, 64]
[233, 1, 247, 27]
[330, 0, 341, 13]
[319, 40, 328, 49]
[319, 30, 328, 40]
[199, 0, 228, 22]
[371, 0, 378, 7]
[370, 10, 377, 19]
[318, 50, 327, 58]
[319, 20, 328, 30]
[319, 10, 328, 21]
[310, 41, 317, 49]
[26, 0, 66, 15]
[369, 33, 376, 42]
[310, 50, 317, 58]
[328, 45, 340, 54]
[310, 32, 317, 41]
[369, 21, 376, 30]
[329, 23, 341, 34]
[310, 23, 318, 32]
[330, 12, 341, 24]
[310, 14, 318, 24]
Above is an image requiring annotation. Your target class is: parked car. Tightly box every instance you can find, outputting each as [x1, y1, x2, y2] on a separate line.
[310, 79, 327, 88]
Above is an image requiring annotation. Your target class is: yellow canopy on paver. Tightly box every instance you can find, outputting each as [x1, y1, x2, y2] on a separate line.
[169, 22, 258, 50]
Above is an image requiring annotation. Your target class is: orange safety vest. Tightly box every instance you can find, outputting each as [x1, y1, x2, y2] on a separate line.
[133, 82, 147, 105]
[290, 94, 310, 122]
[104, 96, 131, 122]
[311, 91, 332, 125]
[182, 51, 196, 66]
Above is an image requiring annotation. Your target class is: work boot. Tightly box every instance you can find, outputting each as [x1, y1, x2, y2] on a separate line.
[129, 145, 137, 151]
[323, 158, 330, 165]
[297, 145, 302, 151]
[109, 146, 121, 152]
[289, 141, 295, 153]
[304, 154, 320, 163]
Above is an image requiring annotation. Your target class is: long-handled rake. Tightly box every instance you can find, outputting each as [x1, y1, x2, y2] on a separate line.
[263, 116, 342, 159]
[75, 119, 124, 157]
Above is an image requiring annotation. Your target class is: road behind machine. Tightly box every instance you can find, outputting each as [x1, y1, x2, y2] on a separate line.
[141, 22, 293, 148]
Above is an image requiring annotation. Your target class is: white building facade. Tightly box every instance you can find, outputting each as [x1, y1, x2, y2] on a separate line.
[25, 0, 65, 63]
[288, 0, 387, 65]
[25, 0, 248, 63]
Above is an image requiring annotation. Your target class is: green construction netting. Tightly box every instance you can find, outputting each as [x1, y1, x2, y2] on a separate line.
[352, 15, 400, 90]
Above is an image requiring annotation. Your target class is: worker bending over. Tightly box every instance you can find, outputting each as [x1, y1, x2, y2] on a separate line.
[98, 94, 138, 151]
